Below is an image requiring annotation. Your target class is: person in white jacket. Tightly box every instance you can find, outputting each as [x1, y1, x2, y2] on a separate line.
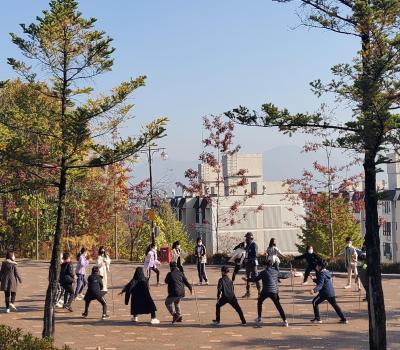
[144, 243, 161, 285]
[96, 246, 111, 292]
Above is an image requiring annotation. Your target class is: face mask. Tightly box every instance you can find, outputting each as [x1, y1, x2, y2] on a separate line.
[347, 243, 352, 247]
[100, 250, 105, 255]
[308, 249, 313, 254]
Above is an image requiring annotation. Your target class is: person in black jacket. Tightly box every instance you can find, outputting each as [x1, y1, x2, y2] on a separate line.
[0, 251, 22, 313]
[194, 237, 208, 285]
[294, 245, 322, 285]
[212, 266, 246, 325]
[242, 232, 261, 298]
[59, 252, 74, 312]
[164, 262, 192, 323]
[119, 267, 160, 324]
[310, 260, 347, 324]
[82, 266, 109, 320]
[244, 260, 288, 327]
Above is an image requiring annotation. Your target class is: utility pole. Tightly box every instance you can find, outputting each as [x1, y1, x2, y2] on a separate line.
[325, 142, 335, 259]
[35, 136, 39, 260]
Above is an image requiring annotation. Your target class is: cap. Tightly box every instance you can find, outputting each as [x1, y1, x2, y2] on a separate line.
[245, 232, 253, 239]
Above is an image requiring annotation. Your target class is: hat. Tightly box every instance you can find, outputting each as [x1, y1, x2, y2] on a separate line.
[221, 266, 230, 273]
[245, 232, 253, 239]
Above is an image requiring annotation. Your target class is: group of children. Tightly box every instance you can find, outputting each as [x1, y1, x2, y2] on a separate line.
[0, 232, 361, 327]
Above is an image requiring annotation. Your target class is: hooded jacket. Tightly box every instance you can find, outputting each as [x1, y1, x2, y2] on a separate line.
[248, 267, 284, 294]
[0, 259, 22, 293]
[313, 269, 335, 298]
[165, 267, 192, 298]
[60, 260, 74, 286]
[84, 272, 104, 301]
[217, 275, 235, 301]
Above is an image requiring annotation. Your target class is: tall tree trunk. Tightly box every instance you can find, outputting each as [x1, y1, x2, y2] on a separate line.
[363, 154, 386, 350]
[42, 168, 67, 338]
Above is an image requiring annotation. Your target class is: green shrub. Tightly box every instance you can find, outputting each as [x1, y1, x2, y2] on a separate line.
[0, 325, 69, 350]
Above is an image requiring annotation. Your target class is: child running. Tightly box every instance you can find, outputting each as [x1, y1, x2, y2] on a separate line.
[293, 245, 322, 285]
[0, 251, 22, 313]
[164, 262, 192, 323]
[244, 260, 289, 327]
[310, 260, 347, 324]
[119, 266, 160, 324]
[212, 266, 246, 326]
[82, 266, 109, 320]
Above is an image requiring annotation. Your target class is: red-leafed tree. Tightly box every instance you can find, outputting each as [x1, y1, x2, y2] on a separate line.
[177, 115, 257, 252]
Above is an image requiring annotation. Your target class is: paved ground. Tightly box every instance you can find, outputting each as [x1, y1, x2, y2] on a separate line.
[0, 261, 399, 350]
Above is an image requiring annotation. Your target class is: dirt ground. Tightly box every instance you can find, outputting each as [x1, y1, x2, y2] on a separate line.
[0, 261, 399, 350]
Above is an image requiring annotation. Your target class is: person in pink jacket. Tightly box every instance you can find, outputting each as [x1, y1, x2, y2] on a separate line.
[144, 243, 161, 286]
[74, 247, 89, 300]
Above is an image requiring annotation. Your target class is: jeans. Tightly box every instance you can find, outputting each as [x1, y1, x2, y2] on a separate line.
[245, 261, 260, 293]
[74, 274, 87, 297]
[216, 297, 246, 323]
[165, 296, 182, 317]
[4, 291, 16, 309]
[197, 261, 208, 283]
[312, 295, 346, 321]
[258, 292, 286, 321]
[84, 291, 107, 315]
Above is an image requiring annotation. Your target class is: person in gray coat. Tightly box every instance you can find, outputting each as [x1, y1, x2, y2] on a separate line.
[0, 252, 22, 313]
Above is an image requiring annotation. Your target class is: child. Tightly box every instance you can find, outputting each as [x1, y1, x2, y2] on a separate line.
[59, 252, 74, 312]
[164, 262, 192, 323]
[144, 243, 161, 286]
[310, 260, 347, 324]
[294, 245, 322, 285]
[244, 260, 288, 327]
[195, 237, 208, 285]
[229, 242, 246, 283]
[119, 266, 160, 324]
[212, 266, 246, 325]
[0, 252, 22, 313]
[74, 247, 89, 300]
[171, 241, 184, 273]
[96, 246, 111, 292]
[82, 266, 109, 320]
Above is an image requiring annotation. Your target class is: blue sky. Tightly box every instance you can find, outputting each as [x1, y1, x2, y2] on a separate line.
[0, 1, 360, 183]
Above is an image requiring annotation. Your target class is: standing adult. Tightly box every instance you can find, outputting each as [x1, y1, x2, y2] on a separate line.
[144, 243, 161, 286]
[171, 241, 184, 273]
[344, 237, 360, 290]
[74, 247, 89, 300]
[0, 252, 22, 313]
[96, 246, 111, 292]
[164, 262, 192, 323]
[195, 237, 208, 285]
[242, 232, 260, 298]
[60, 252, 74, 312]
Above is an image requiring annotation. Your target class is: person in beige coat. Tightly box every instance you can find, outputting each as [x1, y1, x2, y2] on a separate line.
[96, 246, 111, 292]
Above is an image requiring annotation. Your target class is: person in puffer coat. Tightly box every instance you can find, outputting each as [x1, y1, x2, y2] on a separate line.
[212, 266, 246, 325]
[82, 266, 109, 320]
[244, 259, 288, 327]
[119, 266, 160, 324]
[0, 251, 22, 313]
[310, 260, 347, 324]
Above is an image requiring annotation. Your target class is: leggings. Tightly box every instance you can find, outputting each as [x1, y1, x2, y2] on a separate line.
[148, 267, 160, 284]
[4, 291, 16, 309]
[257, 292, 286, 321]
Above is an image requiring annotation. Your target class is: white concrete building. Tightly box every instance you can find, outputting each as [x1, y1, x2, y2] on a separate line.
[171, 153, 305, 255]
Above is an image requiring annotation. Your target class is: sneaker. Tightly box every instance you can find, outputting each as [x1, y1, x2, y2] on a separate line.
[131, 316, 139, 322]
[310, 318, 322, 324]
[198, 282, 203, 286]
[212, 320, 220, 325]
[55, 301, 63, 308]
[255, 317, 262, 324]
[102, 314, 110, 320]
[172, 313, 179, 324]
[176, 316, 183, 323]
[82, 312, 88, 318]
[241, 320, 247, 325]
[79, 293, 85, 299]
[339, 319, 348, 324]
[282, 320, 289, 327]
[5, 308, 10, 313]
[150, 318, 160, 324]
[344, 285, 351, 289]
[9, 303, 17, 311]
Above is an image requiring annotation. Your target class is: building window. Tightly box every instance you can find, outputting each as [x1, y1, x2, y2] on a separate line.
[383, 201, 391, 214]
[383, 243, 392, 259]
[211, 187, 215, 195]
[251, 182, 257, 195]
[383, 221, 391, 236]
